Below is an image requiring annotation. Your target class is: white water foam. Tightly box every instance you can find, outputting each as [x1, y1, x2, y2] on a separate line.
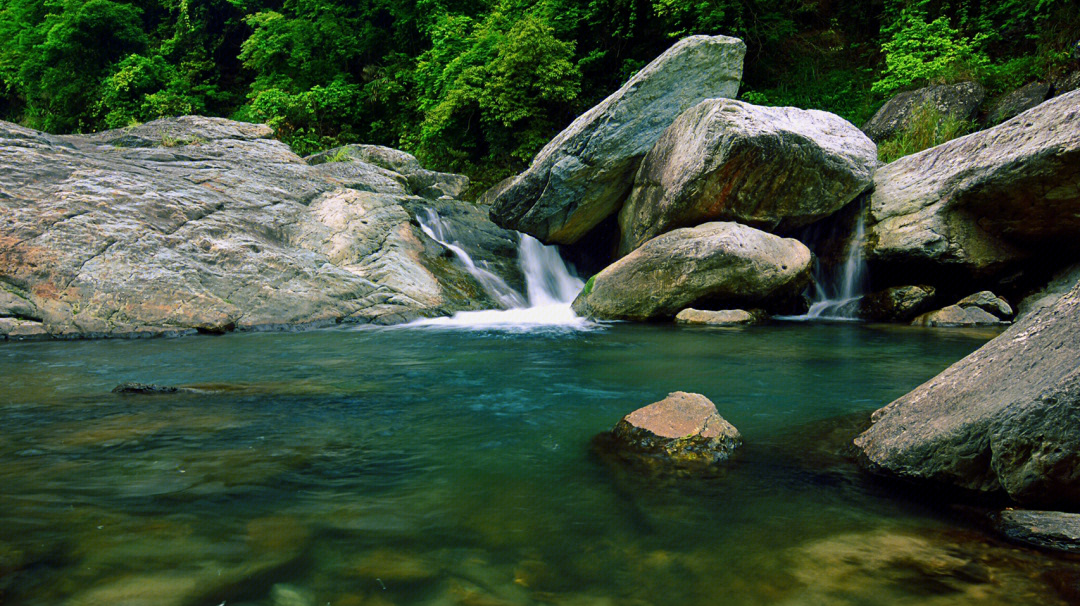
[783, 208, 868, 322]
[408, 210, 592, 330]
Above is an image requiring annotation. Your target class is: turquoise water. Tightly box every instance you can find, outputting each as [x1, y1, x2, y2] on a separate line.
[1, 323, 1074, 605]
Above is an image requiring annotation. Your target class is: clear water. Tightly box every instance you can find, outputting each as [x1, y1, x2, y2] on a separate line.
[1, 323, 1074, 606]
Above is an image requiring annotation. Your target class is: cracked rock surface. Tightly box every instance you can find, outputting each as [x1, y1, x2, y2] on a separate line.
[0, 116, 522, 339]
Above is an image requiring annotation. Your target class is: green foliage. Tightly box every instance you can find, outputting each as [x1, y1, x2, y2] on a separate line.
[877, 103, 973, 163]
[872, 10, 989, 97]
[583, 275, 596, 296]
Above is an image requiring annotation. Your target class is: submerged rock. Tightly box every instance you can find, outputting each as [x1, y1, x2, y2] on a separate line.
[112, 382, 182, 395]
[674, 308, 764, 326]
[600, 392, 742, 471]
[618, 99, 875, 254]
[855, 278, 1080, 508]
[994, 510, 1080, 554]
[489, 35, 746, 245]
[0, 116, 523, 339]
[572, 222, 812, 321]
[865, 90, 1080, 280]
[862, 81, 986, 142]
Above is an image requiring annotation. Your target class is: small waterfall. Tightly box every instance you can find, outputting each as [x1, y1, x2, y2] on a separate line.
[803, 209, 868, 320]
[410, 208, 590, 330]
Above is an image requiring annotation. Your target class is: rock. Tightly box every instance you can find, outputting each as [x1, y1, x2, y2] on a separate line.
[271, 584, 316, 606]
[994, 510, 1080, 554]
[956, 291, 1013, 319]
[475, 175, 517, 206]
[1017, 262, 1080, 319]
[1055, 70, 1080, 96]
[858, 285, 936, 322]
[862, 81, 986, 142]
[572, 222, 812, 321]
[674, 308, 764, 326]
[112, 382, 181, 395]
[306, 144, 469, 199]
[348, 549, 439, 584]
[911, 305, 1005, 327]
[864, 91, 1080, 279]
[855, 279, 1080, 508]
[986, 81, 1051, 125]
[618, 99, 876, 254]
[607, 392, 742, 468]
[0, 116, 525, 339]
[489, 35, 746, 244]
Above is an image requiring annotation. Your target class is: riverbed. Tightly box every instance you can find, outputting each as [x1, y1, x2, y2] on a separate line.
[2, 322, 1075, 605]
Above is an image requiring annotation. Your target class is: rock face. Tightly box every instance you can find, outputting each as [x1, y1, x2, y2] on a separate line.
[489, 35, 746, 245]
[608, 392, 742, 468]
[0, 116, 523, 339]
[674, 308, 764, 326]
[855, 278, 1080, 508]
[858, 285, 936, 322]
[994, 510, 1080, 554]
[865, 90, 1080, 279]
[572, 222, 812, 321]
[618, 99, 876, 254]
[986, 81, 1051, 125]
[1017, 262, 1080, 319]
[862, 81, 986, 142]
[307, 144, 470, 199]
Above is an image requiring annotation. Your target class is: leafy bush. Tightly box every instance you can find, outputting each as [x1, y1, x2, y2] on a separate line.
[872, 10, 989, 97]
[877, 102, 973, 163]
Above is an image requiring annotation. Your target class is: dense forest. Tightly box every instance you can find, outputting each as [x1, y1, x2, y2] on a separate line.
[1, 0, 1077, 191]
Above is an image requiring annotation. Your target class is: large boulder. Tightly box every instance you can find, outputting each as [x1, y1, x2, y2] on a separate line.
[993, 510, 1080, 554]
[864, 90, 1080, 279]
[862, 81, 986, 142]
[857, 285, 937, 322]
[489, 35, 746, 245]
[910, 291, 1013, 327]
[618, 99, 876, 255]
[572, 222, 812, 321]
[306, 144, 469, 199]
[854, 278, 1080, 508]
[985, 81, 1051, 125]
[0, 117, 523, 339]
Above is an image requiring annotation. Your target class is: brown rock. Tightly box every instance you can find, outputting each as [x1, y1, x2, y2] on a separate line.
[607, 392, 742, 469]
[674, 308, 764, 326]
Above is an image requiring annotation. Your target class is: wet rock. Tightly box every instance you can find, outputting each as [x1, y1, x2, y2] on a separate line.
[618, 99, 875, 254]
[0, 116, 524, 340]
[572, 222, 812, 321]
[271, 583, 316, 606]
[674, 308, 764, 326]
[865, 91, 1080, 280]
[994, 510, 1080, 554]
[856, 279, 1080, 508]
[112, 382, 181, 394]
[987, 81, 1052, 125]
[862, 81, 986, 142]
[956, 291, 1013, 319]
[348, 549, 439, 584]
[490, 35, 746, 245]
[911, 305, 1006, 327]
[858, 285, 936, 322]
[603, 392, 742, 469]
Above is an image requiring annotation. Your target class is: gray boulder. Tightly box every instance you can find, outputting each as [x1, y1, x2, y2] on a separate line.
[993, 510, 1080, 554]
[490, 35, 746, 244]
[607, 391, 742, 469]
[858, 285, 936, 322]
[855, 278, 1080, 508]
[986, 81, 1051, 125]
[956, 291, 1013, 319]
[572, 222, 812, 321]
[865, 90, 1080, 279]
[618, 99, 876, 255]
[0, 117, 523, 340]
[910, 305, 1005, 327]
[862, 81, 986, 142]
[674, 308, 765, 326]
[306, 144, 469, 199]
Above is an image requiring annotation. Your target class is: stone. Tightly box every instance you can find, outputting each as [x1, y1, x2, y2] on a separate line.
[572, 222, 812, 321]
[994, 510, 1080, 554]
[911, 305, 1005, 327]
[956, 291, 1013, 319]
[618, 99, 876, 254]
[1055, 70, 1080, 96]
[674, 308, 764, 326]
[608, 392, 742, 468]
[112, 382, 181, 394]
[490, 35, 746, 244]
[862, 81, 986, 142]
[271, 584, 316, 606]
[986, 81, 1051, 125]
[0, 116, 525, 339]
[1017, 262, 1080, 319]
[306, 144, 469, 199]
[865, 90, 1080, 280]
[855, 279, 1080, 508]
[348, 549, 439, 584]
[858, 285, 936, 322]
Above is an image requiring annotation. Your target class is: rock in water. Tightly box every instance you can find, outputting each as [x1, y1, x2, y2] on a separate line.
[865, 91, 1080, 280]
[0, 117, 523, 339]
[993, 510, 1080, 554]
[618, 99, 876, 254]
[674, 308, 764, 326]
[862, 81, 986, 142]
[572, 222, 812, 321]
[489, 35, 746, 245]
[911, 291, 1013, 327]
[858, 285, 936, 322]
[607, 392, 742, 468]
[855, 278, 1080, 508]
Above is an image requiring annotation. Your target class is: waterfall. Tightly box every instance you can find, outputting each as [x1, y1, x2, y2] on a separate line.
[410, 208, 590, 329]
[802, 209, 868, 320]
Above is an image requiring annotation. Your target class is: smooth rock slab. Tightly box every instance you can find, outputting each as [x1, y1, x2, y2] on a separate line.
[855, 278, 1080, 508]
[572, 222, 812, 321]
[674, 308, 764, 326]
[618, 99, 876, 254]
[490, 35, 745, 244]
[610, 392, 742, 468]
[994, 510, 1080, 554]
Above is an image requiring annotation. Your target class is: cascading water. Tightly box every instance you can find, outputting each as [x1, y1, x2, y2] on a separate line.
[802, 209, 868, 320]
[410, 209, 590, 329]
